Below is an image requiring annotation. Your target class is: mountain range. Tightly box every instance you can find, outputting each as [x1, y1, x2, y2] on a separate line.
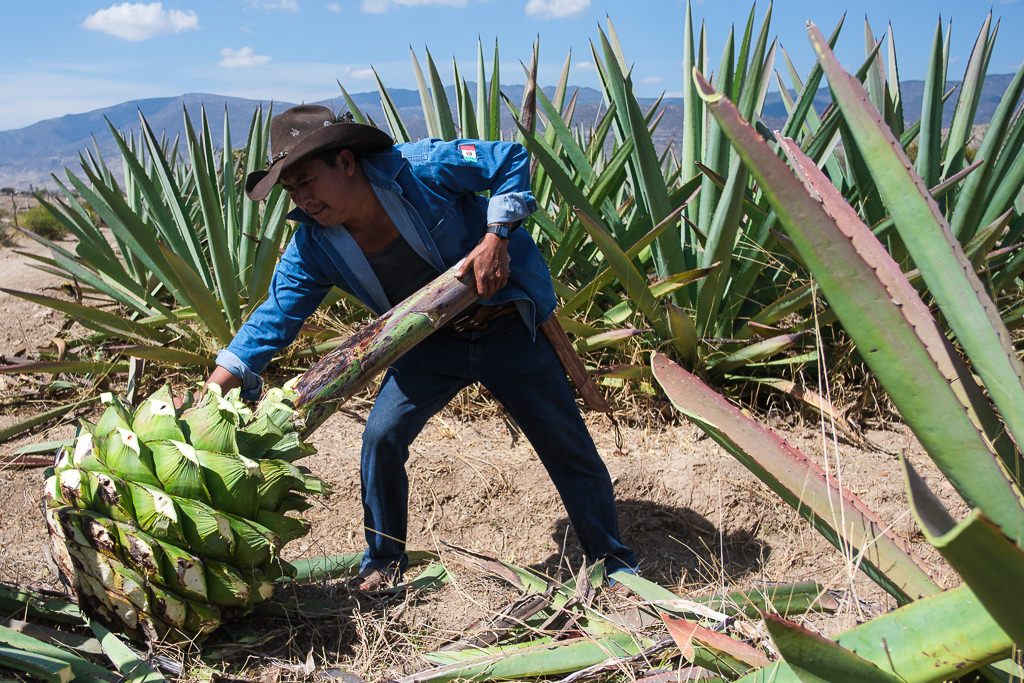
[0, 74, 1015, 192]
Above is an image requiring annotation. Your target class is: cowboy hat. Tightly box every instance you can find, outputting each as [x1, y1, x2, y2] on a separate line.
[245, 105, 394, 201]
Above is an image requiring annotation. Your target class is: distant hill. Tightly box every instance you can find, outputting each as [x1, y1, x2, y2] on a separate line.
[0, 74, 1015, 191]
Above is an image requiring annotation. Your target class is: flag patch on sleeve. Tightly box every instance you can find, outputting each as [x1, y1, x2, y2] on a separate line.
[458, 143, 478, 161]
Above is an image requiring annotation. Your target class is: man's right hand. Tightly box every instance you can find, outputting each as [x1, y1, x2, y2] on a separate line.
[174, 366, 244, 408]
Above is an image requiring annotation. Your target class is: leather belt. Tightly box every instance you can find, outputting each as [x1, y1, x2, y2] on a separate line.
[446, 302, 517, 333]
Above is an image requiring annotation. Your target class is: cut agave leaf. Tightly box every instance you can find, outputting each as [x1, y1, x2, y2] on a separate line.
[273, 492, 314, 515]
[146, 582, 188, 631]
[256, 509, 311, 544]
[152, 538, 208, 602]
[125, 482, 186, 546]
[203, 559, 251, 607]
[181, 385, 247, 453]
[194, 449, 262, 517]
[257, 460, 305, 510]
[93, 394, 133, 438]
[114, 523, 164, 581]
[150, 440, 212, 504]
[90, 473, 136, 525]
[172, 496, 236, 563]
[184, 599, 221, 636]
[262, 431, 315, 462]
[131, 384, 185, 442]
[66, 428, 111, 475]
[96, 427, 160, 487]
[225, 514, 279, 568]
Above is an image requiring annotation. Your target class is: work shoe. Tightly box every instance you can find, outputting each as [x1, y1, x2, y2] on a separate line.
[346, 566, 401, 592]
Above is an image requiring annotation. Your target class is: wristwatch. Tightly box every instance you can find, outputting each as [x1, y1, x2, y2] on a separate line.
[485, 222, 514, 239]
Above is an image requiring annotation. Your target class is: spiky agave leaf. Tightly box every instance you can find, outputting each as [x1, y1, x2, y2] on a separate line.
[194, 449, 262, 517]
[96, 427, 160, 487]
[150, 440, 212, 504]
[131, 384, 185, 442]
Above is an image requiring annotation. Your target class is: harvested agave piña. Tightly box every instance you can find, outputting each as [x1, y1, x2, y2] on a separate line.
[44, 383, 328, 644]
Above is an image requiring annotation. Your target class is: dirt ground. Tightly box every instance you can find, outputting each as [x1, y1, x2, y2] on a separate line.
[0, 225, 967, 677]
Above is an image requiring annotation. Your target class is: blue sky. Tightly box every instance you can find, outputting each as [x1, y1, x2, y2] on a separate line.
[1, 0, 1021, 131]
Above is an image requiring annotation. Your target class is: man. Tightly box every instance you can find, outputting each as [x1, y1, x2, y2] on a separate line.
[207, 104, 637, 590]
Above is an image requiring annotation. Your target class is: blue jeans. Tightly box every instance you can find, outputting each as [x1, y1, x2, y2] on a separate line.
[358, 313, 637, 575]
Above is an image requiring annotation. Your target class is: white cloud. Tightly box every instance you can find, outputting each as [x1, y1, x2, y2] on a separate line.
[573, 61, 595, 72]
[524, 0, 589, 20]
[641, 76, 661, 84]
[246, 0, 299, 10]
[219, 47, 272, 68]
[326, 2, 342, 12]
[345, 66, 376, 80]
[82, 3, 200, 41]
[361, 0, 467, 14]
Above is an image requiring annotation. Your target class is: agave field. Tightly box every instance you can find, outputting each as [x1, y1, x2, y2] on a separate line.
[1, 1, 1024, 680]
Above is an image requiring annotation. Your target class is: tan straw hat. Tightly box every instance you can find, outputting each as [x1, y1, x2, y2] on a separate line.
[245, 105, 393, 201]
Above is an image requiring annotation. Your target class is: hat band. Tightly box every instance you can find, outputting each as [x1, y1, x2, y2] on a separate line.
[266, 150, 288, 170]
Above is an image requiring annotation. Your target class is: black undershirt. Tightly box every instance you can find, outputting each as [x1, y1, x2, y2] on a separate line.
[364, 235, 439, 306]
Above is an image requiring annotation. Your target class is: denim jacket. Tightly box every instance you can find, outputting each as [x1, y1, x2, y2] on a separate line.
[218, 138, 557, 399]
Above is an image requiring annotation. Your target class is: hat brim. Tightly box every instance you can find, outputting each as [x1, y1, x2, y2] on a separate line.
[245, 122, 393, 201]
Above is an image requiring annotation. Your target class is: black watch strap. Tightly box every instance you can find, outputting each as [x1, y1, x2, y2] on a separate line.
[485, 222, 512, 239]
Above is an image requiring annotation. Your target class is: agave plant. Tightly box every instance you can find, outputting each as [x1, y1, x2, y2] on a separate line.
[642, 23, 1024, 680]
[43, 382, 327, 644]
[2, 104, 301, 377]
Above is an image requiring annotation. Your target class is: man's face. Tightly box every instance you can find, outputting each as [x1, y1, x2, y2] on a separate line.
[280, 149, 358, 227]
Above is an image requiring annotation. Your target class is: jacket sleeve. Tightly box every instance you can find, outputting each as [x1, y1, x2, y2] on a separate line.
[219, 232, 333, 399]
[417, 139, 538, 224]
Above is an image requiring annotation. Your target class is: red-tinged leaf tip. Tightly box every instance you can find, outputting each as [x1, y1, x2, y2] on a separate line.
[691, 68, 721, 102]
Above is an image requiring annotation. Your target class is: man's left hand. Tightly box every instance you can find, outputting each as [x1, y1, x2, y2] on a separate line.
[457, 234, 510, 297]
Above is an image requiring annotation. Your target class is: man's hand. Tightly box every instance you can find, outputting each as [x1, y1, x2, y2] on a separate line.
[456, 233, 510, 298]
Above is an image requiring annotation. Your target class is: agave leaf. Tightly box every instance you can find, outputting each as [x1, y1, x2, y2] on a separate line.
[149, 440, 211, 504]
[224, 515, 279, 568]
[98, 428, 160, 488]
[145, 583, 187, 632]
[651, 352, 938, 603]
[194, 450, 262, 518]
[663, 614, 766, 676]
[202, 559, 251, 607]
[903, 457, 1024, 646]
[255, 509, 310, 545]
[125, 482, 185, 546]
[94, 394, 133, 438]
[808, 22, 1024, 463]
[114, 524, 163, 582]
[130, 385, 185, 443]
[171, 496, 235, 563]
[151, 538, 208, 602]
[762, 613, 903, 682]
[85, 616, 166, 682]
[0, 624, 116, 682]
[694, 67, 1024, 542]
